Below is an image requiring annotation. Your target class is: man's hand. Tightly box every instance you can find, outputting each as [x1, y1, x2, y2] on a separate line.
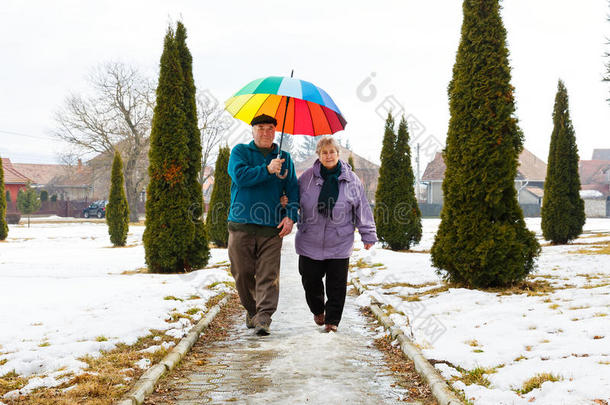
[364, 243, 374, 250]
[267, 158, 285, 174]
[280, 195, 288, 208]
[277, 217, 294, 238]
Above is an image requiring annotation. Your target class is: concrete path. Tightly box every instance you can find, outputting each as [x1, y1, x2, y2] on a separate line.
[167, 236, 417, 404]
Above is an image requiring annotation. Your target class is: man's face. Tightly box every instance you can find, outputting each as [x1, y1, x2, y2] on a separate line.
[252, 123, 276, 149]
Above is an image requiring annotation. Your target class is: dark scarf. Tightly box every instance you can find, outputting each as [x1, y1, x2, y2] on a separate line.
[317, 161, 341, 218]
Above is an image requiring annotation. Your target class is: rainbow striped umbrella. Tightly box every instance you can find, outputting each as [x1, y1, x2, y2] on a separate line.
[224, 74, 347, 141]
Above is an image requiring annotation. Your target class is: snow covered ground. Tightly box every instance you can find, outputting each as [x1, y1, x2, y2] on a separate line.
[0, 220, 233, 399]
[351, 218, 610, 404]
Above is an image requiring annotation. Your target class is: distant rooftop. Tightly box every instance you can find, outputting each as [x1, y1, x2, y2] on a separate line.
[592, 149, 610, 161]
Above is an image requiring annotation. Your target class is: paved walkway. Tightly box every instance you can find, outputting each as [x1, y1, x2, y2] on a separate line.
[167, 236, 417, 404]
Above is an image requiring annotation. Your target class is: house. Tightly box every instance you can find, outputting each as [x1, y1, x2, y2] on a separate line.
[579, 150, 610, 217]
[580, 190, 607, 218]
[421, 148, 547, 208]
[13, 159, 94, 201]
[1, 158, 32, 208]
[592, 148, 610, 161]
[295, 145, 380, 203]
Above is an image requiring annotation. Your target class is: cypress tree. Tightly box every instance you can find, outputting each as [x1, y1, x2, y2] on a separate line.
[541, 80, 585, 244]
[205, 146, 231, 247]
[394, 116, 422, 249]
[374, 113, 397, 248]
[16, 183, 41, 228]
[430, 0, 540, 288]
[175, 21, 210, 269]
[143, 26, 194, 273]
[348, 154, 355, 171]
[0, 156, 8, 240]
[106, 151, 130, 246]
[300, 136, 318, 161]
[374, 114, 422, 250]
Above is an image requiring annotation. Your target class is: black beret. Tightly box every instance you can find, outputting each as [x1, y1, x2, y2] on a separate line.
[250, 114, 277, 126]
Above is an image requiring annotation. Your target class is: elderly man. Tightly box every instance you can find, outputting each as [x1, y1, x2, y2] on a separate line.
[227, 114, 299, 336]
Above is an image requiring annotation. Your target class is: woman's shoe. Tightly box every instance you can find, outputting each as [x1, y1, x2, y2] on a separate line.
[324, 324, 338, 333]
[313, 313, 325, 326]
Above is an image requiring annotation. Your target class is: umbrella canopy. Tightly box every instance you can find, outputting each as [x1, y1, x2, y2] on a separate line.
[225, 76, 347, 136]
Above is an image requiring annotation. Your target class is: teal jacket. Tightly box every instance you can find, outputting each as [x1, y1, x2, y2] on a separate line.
[227, 141, 299, 226]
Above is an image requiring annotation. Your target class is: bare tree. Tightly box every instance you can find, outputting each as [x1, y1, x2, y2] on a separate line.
[196, 90, 232, 185]
[53, 62, 155, 222]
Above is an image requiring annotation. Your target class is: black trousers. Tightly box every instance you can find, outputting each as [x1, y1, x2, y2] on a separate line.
[298, 255, 350, 326]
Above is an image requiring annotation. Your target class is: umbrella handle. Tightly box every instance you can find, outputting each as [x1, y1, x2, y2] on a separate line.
[274, 149, 288, 179]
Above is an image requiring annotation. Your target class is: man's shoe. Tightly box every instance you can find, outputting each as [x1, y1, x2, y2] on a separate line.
[313, 313, 325, 326]
[324, 324, 338, 333]
[246, 313, 255, 329]
[254, 324, 270, 336]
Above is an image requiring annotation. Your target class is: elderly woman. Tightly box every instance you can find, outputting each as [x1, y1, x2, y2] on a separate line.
[295, 137, 377, 332]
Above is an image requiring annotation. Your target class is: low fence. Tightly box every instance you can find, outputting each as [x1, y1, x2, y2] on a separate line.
[4, 200, 147, 220]
[417, 203, 541, 218]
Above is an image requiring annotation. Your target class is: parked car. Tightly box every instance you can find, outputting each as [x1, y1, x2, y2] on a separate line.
[83, 200, 108, 218]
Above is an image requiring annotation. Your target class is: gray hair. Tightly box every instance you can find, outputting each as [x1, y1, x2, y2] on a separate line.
[315, 136, 340, 155]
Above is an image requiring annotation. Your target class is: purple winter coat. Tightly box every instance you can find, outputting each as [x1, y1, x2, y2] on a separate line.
[295, 159, 377, 260]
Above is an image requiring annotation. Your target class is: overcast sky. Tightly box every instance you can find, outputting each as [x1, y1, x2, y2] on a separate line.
[1, 0, 609, 169]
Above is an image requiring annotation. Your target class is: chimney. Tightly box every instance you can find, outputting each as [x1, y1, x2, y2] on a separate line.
[77, 158, 82, 171]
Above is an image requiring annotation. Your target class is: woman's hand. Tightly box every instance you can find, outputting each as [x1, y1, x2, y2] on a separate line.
[364, 243, 374, 250]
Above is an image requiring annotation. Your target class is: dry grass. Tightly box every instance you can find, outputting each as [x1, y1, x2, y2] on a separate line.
[349, 258, 385, 269]
[119, 267, 148, 275]
[516, 373, 562, 394]
[0, 371, 29, 397]
[380, 281, 438, 290]
[492, 278, 556, 297]
[0, 292, 230, 404]
[103, 242, 140, 249]
[569, 240, 610, 255]
[568, 305, 590, 310]
[2, 329, 179, 404]
[457, 367, 495, 388]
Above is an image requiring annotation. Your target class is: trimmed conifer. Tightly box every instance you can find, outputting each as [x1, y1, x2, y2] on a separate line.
[374, 113, 397, 248]
[541, 80, 585, 244]
[175, 21, 210, 269]
[0, 156, 8, 240]
[374, 114, 422, 250]
[143, 26, 194, 273]
[394, 116, 422, 249]
[430, 0, 540, 288]
[106, 151, 130, 246]
[348, 154, 355, 171]
[16, 183, 41, 228]
[205, 146, 231, 247]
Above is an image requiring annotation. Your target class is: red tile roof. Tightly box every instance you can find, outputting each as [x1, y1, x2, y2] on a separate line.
[421, 152, 445, 181]
[1, 158, 31, 184]
[592, 149, 610, 160]
[579, 160, 610, 185]
[422, 149, 547, 181]
[12, 163, 70, 185]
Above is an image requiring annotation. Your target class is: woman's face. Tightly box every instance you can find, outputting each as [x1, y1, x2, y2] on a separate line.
[319, 145, 339, 169]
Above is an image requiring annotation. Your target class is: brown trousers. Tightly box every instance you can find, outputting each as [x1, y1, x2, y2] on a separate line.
[228, 229, 282, 326]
